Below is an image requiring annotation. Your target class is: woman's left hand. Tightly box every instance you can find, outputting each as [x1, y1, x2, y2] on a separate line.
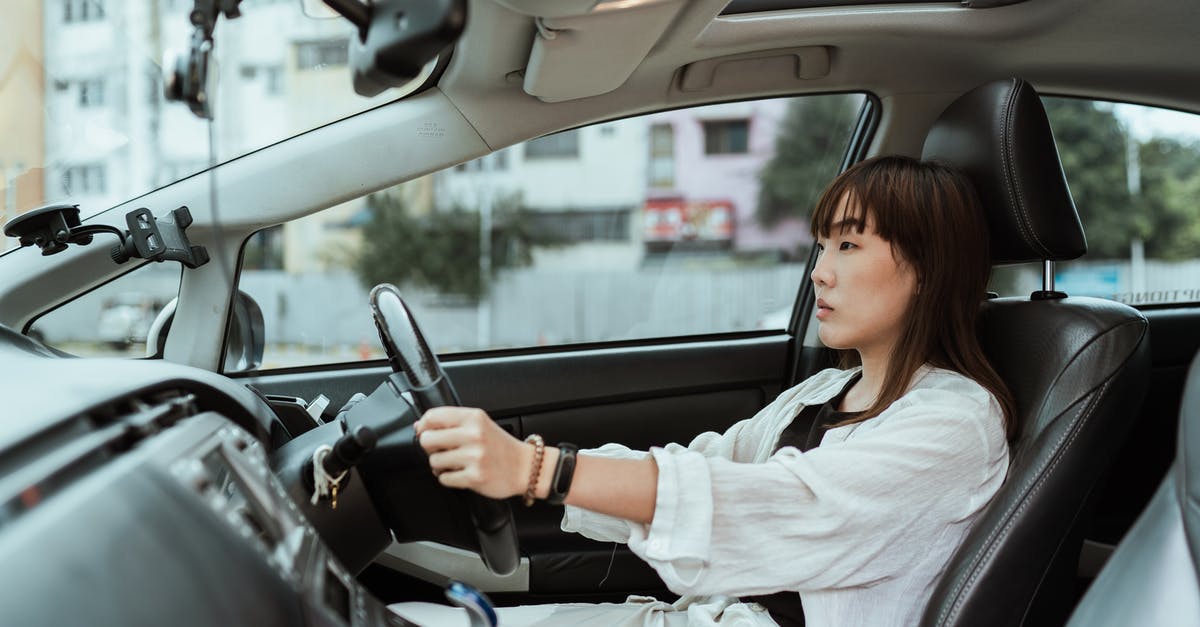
[414, 407, 532, 500]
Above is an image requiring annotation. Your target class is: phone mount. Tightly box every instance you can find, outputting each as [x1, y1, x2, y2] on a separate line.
[3, 204, 210, 269]
[163, 0, 242, 119]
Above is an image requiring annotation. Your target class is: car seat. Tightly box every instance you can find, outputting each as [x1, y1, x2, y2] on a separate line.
[918, 77, 1151, 627]
[1064, 348, 1200, 626]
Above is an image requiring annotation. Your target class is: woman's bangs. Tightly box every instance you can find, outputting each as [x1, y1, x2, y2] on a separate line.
[810, 178, 871, 239]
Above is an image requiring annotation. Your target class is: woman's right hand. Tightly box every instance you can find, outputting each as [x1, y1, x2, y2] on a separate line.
[414, 407, 536, 500]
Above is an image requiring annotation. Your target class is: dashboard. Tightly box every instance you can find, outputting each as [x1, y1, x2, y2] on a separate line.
[0, 326, 414, 626]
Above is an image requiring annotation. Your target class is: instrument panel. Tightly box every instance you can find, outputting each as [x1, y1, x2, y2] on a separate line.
[0, 406, 413, 627]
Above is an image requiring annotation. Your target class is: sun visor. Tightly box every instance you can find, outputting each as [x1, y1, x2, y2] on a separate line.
[517, 0, 687, 103]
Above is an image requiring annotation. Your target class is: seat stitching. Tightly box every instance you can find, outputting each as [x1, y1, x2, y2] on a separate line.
[934, 313, 1136, 623]
[936, 379, 1104, 619]
[1001, 78, 1050, 257]
[938, 378, 1108, 626]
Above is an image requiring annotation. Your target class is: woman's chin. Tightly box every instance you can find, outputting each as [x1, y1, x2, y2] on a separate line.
[817, 330, 851, 350]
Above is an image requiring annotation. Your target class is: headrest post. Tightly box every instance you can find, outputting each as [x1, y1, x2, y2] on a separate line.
[1031, 259, 1068, 301]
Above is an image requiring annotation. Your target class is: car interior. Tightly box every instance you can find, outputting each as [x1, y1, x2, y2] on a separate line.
[1, 0, 1198, 625]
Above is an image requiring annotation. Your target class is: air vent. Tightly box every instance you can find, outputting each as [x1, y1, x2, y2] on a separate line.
[0, 390, 197, 527]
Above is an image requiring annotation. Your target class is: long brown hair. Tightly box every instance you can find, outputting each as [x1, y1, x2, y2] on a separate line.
[810, 155, 1017, 440]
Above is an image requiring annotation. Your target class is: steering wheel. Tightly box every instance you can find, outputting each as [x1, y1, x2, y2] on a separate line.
[368, 283, 520, 576]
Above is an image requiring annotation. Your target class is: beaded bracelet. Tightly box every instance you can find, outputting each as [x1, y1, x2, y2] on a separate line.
[522, 434, 545, 507]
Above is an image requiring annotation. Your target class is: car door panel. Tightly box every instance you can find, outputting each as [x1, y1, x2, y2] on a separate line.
[1089, 307, 1200, 547]
[240, 333, 793, 600]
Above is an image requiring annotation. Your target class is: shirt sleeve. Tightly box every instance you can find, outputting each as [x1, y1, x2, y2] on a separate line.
[560, 400, 782, 543]
[624, 385, 1008, 597]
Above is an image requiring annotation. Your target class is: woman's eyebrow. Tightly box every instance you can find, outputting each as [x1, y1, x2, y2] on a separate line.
[829, 218, 865, 234]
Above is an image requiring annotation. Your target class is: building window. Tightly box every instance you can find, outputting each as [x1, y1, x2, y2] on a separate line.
[241, 64, 285, 95]
[528, 209, 630, 242]
[78, 78, 106, 107]
[64, 0, 106, 23]
[703, 119, 750, 155]
[296, 39, 350, 70]
[525, 130, 580, 159]
[649, 123, 675, 188]
[265, 65, 285, 95]
[62, 164, 107, 194]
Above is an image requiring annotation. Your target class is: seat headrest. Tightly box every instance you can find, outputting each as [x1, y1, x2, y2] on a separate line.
[922, 78, 1087, 265]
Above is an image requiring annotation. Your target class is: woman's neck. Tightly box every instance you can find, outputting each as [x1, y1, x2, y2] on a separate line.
[843, 349, 890, 412]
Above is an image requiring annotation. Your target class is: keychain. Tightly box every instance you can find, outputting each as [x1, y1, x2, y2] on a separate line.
[310, 445, 348, 509]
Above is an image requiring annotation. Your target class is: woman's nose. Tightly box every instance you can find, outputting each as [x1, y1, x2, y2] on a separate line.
[810, 252, 833, 287]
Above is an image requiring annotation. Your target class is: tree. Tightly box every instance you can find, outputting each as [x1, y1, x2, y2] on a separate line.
[757, 94, 865, 227]
[1041, 99, 1138, 258]
[1042, 98, 1200, 260]
[1135, 136, 1200, 260]
[352, 192, 553, 301]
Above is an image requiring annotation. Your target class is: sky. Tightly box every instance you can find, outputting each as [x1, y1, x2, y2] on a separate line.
[1115, 103, 1200, 141]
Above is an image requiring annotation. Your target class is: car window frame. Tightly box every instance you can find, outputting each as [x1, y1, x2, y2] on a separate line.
[226, 90, 882, 375]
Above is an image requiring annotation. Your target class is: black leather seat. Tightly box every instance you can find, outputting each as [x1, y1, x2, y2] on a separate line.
[918, 78, 1151, 627]
[1065, 351, 1200, 626]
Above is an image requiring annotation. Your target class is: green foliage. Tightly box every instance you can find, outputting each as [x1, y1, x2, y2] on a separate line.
[242, 225, 284, 270]
[1043, 98, 1200, 260]
[758, 95, 1200, 263]
[1136, 136, 1200, 260]
[757, 94, 864, 227]
[352, 192, 549, 301]
[1042, 99, 1138, 258]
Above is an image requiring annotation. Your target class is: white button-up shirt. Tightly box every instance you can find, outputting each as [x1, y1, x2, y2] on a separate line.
[562, 366, 1009, 627]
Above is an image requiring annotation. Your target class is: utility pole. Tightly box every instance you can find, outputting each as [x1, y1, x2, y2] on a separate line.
[477, 189, 492, 349]
[1127, 125, 1144, 297]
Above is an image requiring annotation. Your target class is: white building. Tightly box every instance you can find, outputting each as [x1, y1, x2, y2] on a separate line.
[40, 0, 385, 272]
[433, 98, 813, 270]
[434, 121, 650, 271]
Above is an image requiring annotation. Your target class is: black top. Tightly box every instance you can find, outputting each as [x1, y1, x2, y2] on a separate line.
[773, 372, 863, 454]
[745, 372, 862, 627]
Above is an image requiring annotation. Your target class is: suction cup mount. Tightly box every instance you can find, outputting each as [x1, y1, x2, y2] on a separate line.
[3, 203, 210, 269]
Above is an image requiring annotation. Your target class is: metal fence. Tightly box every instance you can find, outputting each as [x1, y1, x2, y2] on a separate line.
[29, 257, 1200, 366]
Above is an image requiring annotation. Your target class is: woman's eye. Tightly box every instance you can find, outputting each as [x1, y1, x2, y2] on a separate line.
[815, 243, 825, 254]
[839, 241, 856, 251]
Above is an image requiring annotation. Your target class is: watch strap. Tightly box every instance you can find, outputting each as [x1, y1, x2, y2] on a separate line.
[547, 443, 579, 506]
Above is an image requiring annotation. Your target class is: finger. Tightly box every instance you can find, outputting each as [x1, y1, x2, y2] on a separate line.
[416, 407, 476, 433]
[417, 427, 470, 453]
[434, 467, 479, 491]
[428, 447, 481, 474]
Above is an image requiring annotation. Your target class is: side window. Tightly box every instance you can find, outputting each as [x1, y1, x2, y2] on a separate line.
[27, 263, 181, 358]
[992, 98, 1200, 305]
[239, 94, 870, 370]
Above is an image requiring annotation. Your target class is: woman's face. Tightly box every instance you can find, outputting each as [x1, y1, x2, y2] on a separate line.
[810, 194, 918, 360]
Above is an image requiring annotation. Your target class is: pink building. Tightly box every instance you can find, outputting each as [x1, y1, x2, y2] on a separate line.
[643, 99, 812, 258]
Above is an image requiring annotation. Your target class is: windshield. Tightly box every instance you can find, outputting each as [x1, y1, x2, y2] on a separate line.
[1, 0, 393, 237]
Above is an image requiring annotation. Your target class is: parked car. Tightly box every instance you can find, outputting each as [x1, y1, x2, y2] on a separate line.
[96, 293, 163, 349]
[1, 0, 1198, 625]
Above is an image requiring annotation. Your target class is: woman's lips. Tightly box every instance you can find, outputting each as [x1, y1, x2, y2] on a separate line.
[816, 298, 833, 320]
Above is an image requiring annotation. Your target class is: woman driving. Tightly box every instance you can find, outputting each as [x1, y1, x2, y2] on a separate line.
[392, 155, 1015, 627]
